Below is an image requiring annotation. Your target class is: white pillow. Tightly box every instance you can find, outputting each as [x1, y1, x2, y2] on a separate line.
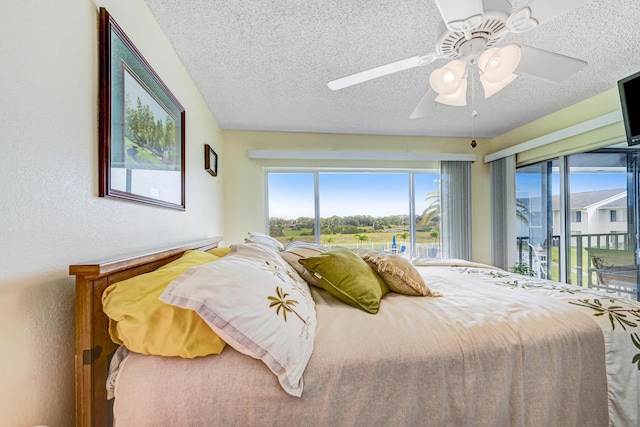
[161, 245, 316, 397]
[231, 242, 308, 285]
[244, 231, 285, 251]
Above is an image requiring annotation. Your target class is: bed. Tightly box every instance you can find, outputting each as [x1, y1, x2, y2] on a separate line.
[70, 236, 640, 427]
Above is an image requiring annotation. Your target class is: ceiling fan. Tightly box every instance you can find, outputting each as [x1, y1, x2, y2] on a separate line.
[327, 0, 588, 119]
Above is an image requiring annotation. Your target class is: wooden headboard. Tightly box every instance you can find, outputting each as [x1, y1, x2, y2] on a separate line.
[69, 237, 223, 427]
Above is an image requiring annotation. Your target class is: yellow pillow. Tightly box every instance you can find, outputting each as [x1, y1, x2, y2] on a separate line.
[206, 246, 231, 258]
[102, 250, 226, 358]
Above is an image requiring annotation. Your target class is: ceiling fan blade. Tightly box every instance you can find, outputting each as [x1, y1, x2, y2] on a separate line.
[508, 0, 589, 33]
[434, 0, 484, 34]
[328, 55, 428, 91]
[410, 89, 437, 119]
[516, 46, 586, 82]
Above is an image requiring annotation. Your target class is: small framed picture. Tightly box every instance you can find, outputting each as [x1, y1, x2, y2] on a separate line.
[204, 144, 218, 177]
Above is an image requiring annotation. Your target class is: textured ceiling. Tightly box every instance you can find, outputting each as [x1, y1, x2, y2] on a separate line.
[144, 0, 640, 138]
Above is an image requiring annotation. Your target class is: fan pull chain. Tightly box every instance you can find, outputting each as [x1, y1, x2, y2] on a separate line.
[470, 65, 478, 148]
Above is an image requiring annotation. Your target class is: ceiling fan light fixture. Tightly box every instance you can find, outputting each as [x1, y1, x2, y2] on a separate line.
[435, 78, 468, 106]
[480, 72, 518, 98]
[326, 0, 588, 118]
[429, 60, 466, 95]
[478, 44, 521, 83]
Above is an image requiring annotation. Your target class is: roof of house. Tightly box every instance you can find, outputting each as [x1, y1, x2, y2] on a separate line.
[546, 188, 626, 210]
[598, 198, 628, 209]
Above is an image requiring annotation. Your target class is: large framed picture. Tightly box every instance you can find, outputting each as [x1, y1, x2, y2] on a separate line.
[99, 8, 185, 210]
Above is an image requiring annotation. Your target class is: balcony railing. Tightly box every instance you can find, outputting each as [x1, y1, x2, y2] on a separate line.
[516, 233, 635, 292]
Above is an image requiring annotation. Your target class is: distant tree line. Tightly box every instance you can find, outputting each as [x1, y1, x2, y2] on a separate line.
[269, 213, 439, 237]
[124, 95, 176, 159]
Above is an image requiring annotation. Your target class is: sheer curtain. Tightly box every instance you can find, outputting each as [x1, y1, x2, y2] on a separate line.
[440, 161, 472, 260]
[490, 155, 517, 270]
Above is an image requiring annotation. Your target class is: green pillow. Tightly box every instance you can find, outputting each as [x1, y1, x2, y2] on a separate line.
[299, 247, 389, 314]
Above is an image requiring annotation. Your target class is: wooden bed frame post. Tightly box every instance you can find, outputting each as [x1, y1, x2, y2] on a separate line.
[69, 237, 222, 427]
[74, 273, 112, 427]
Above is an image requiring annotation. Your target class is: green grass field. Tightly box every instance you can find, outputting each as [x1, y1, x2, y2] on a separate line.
[545, 246, 593, 286]
[273, 228, 439, 249]
[123, 137, 170, 169]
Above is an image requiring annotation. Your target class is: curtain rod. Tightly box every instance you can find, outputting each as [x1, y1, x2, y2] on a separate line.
[248, 150, 477, 162]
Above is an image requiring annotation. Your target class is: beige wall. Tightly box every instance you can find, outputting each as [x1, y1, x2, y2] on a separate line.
[222, 131, 492, 264]
[492, 89, 626, 166]
[0, 1, 223, 425]
[221, 88, 629, 268]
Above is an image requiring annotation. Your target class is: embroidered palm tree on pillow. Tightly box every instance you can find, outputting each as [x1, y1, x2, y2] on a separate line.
[268, 286, 305, 323]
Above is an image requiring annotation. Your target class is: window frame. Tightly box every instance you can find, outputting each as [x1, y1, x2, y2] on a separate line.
[264, 167, 440, 257]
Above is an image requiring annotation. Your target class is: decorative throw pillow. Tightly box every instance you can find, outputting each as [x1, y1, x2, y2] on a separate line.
[299, 247, 389, 314]
[161, 247, 316, 397]
[281, 241, 328, 288]
[102, 250, 227, 358]
[353, 249, 442, 297]
[244, 231, 285, 251]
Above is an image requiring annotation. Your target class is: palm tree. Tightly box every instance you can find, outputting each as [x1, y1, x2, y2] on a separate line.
[418, 189, 530, 230]
[516, 198, 532, 225]
[354, 234, 369, 247]
[418, 189, 440, 229]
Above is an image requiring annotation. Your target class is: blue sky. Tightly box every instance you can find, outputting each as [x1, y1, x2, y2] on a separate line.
[268, 172, 439, 218]
[516, 173, 627, 197]
[270, 171, 628, 219]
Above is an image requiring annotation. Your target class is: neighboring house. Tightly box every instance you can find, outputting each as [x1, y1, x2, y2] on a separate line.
[517, 188, 627, 246]
[552, 188, 627, 236]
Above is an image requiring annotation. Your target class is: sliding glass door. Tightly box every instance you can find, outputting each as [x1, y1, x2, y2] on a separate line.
[515, 159, 558, 280]
[567, 152, 630, 287]
[515, 146, 639, 300]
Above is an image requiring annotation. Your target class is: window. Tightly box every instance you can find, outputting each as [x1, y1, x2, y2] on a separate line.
[571, 211, 582, 223]
[610, 210, 617, 222]
[267, 173, 316, 242]
[266, 169, 441, 258]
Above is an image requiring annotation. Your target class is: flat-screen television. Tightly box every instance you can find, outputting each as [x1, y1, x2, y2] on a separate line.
[618, 70, 640, 146]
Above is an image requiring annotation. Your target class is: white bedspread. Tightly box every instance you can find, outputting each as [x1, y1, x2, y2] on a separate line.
[112, 264, 640, 426]
[428, 264, 640, 425]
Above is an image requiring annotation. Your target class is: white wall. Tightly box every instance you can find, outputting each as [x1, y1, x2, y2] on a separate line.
[0, 1, 223, 425]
